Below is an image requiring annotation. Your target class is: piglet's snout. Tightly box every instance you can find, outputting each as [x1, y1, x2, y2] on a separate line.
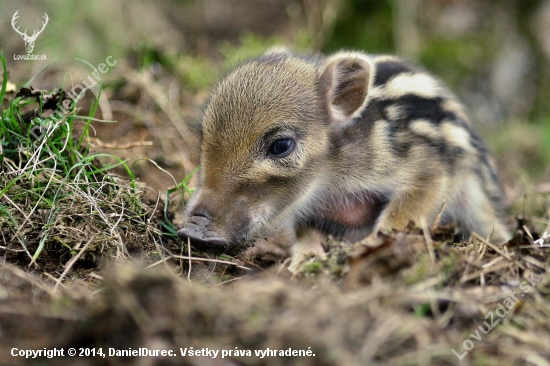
[177, 215, 229, 255]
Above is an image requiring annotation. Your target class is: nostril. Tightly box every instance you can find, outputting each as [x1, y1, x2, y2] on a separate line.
[191, 208, 210, 219]
[187, 215, 210, 227]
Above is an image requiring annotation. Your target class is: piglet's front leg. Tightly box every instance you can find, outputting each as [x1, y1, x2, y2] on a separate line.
[374, 185, 445, 234]
[288, 228, 327, 273]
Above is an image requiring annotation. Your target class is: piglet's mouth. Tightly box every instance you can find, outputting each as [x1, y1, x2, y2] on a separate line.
[177, 227, 229, 255]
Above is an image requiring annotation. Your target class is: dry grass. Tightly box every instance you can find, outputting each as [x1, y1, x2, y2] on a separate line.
[0, 55, 181, 288]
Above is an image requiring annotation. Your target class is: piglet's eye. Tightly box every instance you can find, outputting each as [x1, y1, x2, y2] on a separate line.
[268, 138, 295, 158]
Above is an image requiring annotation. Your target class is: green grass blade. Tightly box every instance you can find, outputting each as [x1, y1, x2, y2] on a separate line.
[0, 52, 8, 102]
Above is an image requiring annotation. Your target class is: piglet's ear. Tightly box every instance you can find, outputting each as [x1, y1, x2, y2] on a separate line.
[321, 53, 371, 123]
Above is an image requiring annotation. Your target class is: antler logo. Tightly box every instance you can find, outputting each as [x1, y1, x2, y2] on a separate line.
[11, 11, 49, 54]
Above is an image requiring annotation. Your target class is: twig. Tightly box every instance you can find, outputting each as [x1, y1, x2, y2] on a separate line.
[472, 234, 480, 261]
[460, 261, 511, 283]
[171, 254, 252, 270]
[88, 137, 153, 149]
[522, 255, 547, 270]
[523, 225, 535, 246]
[471, 232, 518, 264]
[479, 237, 487, 259]
[236, 257, 264, 271]
[53, 236, 95, 292]
[187, 238, 192, 283]
[218, 274, 250, 285]
[431, 200, 447, 231]
[145, 256, 172, 269]
[149, 194, 169, 264]
[459, 252, 475, 286]
[519, 244, 550, 249]
[0, 263, 54, 295]
[482, 256, 504, 269]
[91, 288, 104, 297]
[44, 272, 65, 287]
[1, 195, 33, 260]
[534, 232, 549, 248]
[199, 263, 218, 284]
[421, 217, 435, 264]
[0, 246, 27, 253]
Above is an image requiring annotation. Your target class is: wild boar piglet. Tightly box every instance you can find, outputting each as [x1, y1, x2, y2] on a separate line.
[178, 48, 510, 271]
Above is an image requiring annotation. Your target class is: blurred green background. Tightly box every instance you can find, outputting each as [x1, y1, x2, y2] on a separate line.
[1, 0, 549, 207]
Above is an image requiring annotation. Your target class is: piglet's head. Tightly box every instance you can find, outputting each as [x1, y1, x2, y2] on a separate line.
[178, 49, 372, 255]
